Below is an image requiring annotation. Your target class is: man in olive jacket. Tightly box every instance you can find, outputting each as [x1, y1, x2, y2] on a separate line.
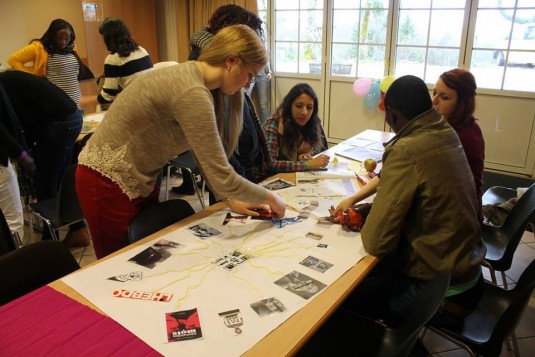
[350, 75, 486, 326]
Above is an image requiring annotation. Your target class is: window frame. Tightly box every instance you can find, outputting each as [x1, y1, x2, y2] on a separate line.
[266, 0, 535, 97]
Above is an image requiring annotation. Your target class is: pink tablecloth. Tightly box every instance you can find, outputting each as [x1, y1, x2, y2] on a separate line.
[0, 285, 161, 356]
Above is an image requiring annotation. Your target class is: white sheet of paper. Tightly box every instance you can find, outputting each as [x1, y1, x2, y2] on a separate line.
[296, 177, 359, 197]
[62, 210, 366, 357]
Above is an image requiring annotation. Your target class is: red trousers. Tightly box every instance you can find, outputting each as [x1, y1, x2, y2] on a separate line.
[75, 165, 159, 259]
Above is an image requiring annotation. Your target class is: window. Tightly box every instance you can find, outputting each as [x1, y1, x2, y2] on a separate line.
[268, 0, 535, 93]
[274, 0, 324, 74]
[331, 0, 390, 78]
[470, 0, 535, 92]
[393, 0, 466, 83]
[258, 0, 269, 42]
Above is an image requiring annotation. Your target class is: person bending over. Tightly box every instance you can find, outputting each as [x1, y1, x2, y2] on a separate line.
[76, 25, 285, 259]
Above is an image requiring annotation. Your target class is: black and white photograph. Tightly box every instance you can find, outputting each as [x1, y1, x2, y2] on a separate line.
[299, 255, 333, 273]
[274, 271, 326, 300]
[187, 223, 222, 239]
[262, 178, 294, 191]
[128, 239, 184, 269]
[250, 297, 286, 317]
[305, 232, 324, 240]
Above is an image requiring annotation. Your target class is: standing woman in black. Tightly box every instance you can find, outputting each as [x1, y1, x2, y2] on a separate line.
[0, 70, 87, 247]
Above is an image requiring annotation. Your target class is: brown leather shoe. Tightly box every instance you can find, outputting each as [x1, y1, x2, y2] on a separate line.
[63, 228, 91, 248]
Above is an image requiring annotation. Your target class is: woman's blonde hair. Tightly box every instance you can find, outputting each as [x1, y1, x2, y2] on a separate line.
[199, 24, 268, 156]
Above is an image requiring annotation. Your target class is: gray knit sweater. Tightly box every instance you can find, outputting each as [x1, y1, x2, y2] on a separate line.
[79, 61, 267, 204]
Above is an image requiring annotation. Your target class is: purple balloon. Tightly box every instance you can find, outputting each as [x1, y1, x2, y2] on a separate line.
[352, 78, 373, 96]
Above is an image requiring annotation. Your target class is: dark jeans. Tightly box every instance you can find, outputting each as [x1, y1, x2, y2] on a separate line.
[342, 253, 483, 327]
[33, 110, 83, 201]
[32, 110, 83, 239]
[340, 253, 423, 325]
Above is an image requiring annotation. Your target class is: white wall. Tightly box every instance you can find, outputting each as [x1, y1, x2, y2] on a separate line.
[0, 0, 87, 67]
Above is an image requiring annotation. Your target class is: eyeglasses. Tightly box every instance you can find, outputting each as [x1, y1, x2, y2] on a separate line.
[247, 72, 257, 84]
[238, 55, 258, 84]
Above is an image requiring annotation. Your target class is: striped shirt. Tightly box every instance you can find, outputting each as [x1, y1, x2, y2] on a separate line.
[46, 53, 81, 109]
[98, 46, 153, 104]
[80, 61, 266, 203]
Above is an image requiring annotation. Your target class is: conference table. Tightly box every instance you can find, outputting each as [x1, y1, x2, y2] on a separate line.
[2, 129, 394, 356]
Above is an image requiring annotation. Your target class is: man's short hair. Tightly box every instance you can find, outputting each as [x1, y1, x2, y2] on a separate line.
[384, 75, 432, 120]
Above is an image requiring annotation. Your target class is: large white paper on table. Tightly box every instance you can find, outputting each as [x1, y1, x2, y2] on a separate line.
[275, 186, 341, 218]
[296, 174, 359, 197]
[337, 146, 383, 163]
[62, 209, 366, 357]
[345, 137, 386, 152]
[299, 162, 358, 179]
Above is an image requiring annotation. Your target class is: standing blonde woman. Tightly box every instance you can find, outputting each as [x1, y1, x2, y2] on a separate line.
[76, 25, 286, 259]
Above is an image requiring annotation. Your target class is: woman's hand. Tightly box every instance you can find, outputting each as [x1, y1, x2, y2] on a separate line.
[298, 153, 313, 160]
[308, 154, 330, 170]
[264, 191, 286, 218]
[225, 191, 285, 219]
[226, 199, 272, 217]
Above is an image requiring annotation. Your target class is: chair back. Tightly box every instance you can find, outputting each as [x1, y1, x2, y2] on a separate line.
[499, 183, 535, 265]
[57, 164, 85, 223]
[0, 240, 80, 305]
[170, 150, 200, 174]
[128, 199, 195, 243]
[489, 258, 535, 348]
[0, 208, 17, 256]
[378, 271, 450, 357]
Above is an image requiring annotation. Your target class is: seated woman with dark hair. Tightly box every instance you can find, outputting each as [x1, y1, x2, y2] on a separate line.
[263, 83, 329, 173]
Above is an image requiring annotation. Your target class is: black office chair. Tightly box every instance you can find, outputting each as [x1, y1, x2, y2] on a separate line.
[0, 240, 80, 305]
[28, 164, 89, 241]
[482, 184, 535, 236]
[482, 186, 517, 206]
[128, 199, 195, 243]
[165, 151, 206, 209]
[296, 271, 450, 357]
[481, 183, 535, 288]
[0, 208, 21, 256]
[427, 258, 535, 357]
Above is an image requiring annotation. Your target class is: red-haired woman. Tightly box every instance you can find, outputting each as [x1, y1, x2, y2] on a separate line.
[433, 68, 485, 215]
